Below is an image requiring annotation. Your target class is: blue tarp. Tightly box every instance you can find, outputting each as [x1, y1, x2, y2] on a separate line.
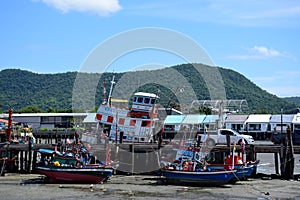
[203, 115, 219, 123]
[164, 115, 184, 124]
[38, 148, 62, 156]
[181, 114, 206, 124]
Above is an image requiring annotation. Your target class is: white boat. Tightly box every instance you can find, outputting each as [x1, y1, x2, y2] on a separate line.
[95, 76, 162, 143]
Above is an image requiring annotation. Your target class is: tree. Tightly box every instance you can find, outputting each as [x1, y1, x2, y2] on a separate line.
[17, 106, 42, 113]
[199, 106, 212, 115]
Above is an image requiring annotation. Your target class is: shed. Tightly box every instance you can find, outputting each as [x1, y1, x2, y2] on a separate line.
[245, 114, 271, 132]
[163, 115, 184, 131]
[224, 114, 249, 132]
[181, 114, 206, 132]
[269, 114, 294, 133]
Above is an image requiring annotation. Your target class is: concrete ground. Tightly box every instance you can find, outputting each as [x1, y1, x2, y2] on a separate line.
[1, 173, 300, 200]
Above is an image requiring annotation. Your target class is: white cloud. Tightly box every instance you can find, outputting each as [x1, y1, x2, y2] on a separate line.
[249, 46, 282, 57]
[37, 0, 122, 16]
[226, 45, 291, 60]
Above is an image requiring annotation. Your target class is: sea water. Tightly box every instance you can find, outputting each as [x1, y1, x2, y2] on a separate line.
[257, 153, 300, 175]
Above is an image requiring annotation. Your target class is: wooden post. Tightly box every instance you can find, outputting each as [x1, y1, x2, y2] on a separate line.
[158, 129, 162, 149]
[226, 134, 230, 157]
[28, 139, 32, 173]
[20, 151, 24, 172]
[280, 133, 286, 178]
[226, 134, 230, 147]
[132, 144, 134, 175]
[32, 150, 37, 172]
[24, 150, 28, 172]
[285, 126, 294, 180]
[274, 152, 279, 175]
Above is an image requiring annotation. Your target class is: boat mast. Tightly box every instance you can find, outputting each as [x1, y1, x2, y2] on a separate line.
[108, 75, 115, 106]
[102, 80, 107, 105]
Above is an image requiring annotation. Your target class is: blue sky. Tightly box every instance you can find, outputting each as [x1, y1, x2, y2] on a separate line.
[0, 0, 299, 97]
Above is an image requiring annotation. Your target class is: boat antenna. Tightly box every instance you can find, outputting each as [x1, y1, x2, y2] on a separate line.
[102, 80, 107, 105]
[108, 75, 115, 106]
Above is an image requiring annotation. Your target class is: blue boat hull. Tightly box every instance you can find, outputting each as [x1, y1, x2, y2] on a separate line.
[207, 164, 256, 181]
[162, 169, 237, 186]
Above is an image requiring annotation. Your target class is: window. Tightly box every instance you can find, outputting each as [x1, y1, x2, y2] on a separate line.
[249, 124, 261, 131]
[150, 98, 156, 104]
[137, 97, 143, 103]
[220, 130, 234, 136]
[144, 97, 150, 104]
[141, 121, 151, 127]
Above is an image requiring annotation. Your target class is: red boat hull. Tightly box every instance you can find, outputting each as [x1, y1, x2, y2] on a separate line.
[36, 166, 114, 184]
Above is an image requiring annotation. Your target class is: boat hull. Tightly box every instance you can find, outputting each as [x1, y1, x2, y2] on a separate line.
[162, 169, 237, 186]
[207, 164, 254, 180]
[36, 166, 114, 184]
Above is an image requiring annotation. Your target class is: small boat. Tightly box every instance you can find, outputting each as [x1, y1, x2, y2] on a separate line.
[34, 148, 115, 184]
[161, 167, 237, 186]
[35, 164, 114, 184]
[161, 150, 238, 186]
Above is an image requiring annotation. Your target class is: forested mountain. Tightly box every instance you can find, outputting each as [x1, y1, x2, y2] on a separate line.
[283, 97, 300, 105]
[0, 64, 299, 114]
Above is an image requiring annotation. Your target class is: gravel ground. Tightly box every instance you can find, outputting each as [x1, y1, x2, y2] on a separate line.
[1, 173, 300, 200]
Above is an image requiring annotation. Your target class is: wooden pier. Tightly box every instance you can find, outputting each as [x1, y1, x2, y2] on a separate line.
[1, 137, 299, 179]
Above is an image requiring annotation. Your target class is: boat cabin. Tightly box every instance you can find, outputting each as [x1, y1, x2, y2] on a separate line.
[129, 92, 159, 119]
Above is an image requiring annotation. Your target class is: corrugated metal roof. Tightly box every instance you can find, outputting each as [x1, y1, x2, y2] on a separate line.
[83, 113, 97, 123]
[203, 115, 219, 123]
[10, 113, 88, 117]
[164, 115, 184, 124]
[269, 114, 295, 123]
[245, 114, 271, 123]
[225, 114, 249, 123]
[181, 114, 206, 124]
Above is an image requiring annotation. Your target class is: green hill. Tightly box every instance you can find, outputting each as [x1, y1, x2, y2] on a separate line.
[283, 97, 300, 105]
[0, 64, 298, 114]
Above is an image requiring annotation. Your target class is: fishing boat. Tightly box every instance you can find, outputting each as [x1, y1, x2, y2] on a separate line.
[168, 142, 258, 181]
[161, 163, 237, 186]
[161, 144, 238, 186]
[34, 148, 115, 184]
[95, 75, 162, 143]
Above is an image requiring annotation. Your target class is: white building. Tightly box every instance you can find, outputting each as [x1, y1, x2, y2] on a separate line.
[292, 113, 300, 134]
[224, 114, 249, 132]
[269, 114, 294, 133]
[245, 114, 271, 140]
[0, 113, 88, 129]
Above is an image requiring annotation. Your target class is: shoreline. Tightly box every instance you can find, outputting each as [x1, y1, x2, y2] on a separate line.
[1, 173, 300, 200]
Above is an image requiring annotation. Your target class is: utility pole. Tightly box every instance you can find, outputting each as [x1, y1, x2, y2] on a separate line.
[6, 109, 13, 143]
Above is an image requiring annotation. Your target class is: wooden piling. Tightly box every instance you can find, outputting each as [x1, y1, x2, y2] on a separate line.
[284, 126, 294, 179]
[274, 152, 279, 175]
